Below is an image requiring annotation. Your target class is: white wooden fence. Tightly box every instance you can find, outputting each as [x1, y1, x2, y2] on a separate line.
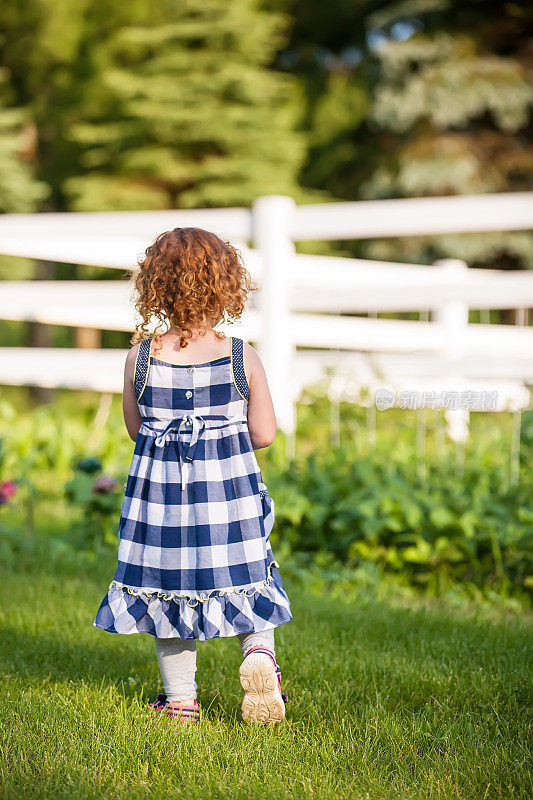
[0, 192, 532, 442]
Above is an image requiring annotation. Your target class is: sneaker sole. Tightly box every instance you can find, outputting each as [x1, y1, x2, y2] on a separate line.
[239, 653, 285, 724]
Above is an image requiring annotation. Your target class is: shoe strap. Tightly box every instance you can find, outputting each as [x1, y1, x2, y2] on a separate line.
[244, 645, 280, 674]
[165, 699, 199, 709]
[165, 699, 200, 718]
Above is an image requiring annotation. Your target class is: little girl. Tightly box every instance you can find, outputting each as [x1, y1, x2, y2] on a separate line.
[93, 227, 292, 724]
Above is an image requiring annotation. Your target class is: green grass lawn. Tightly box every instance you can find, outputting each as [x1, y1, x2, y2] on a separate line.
[0, 564, 531, 800]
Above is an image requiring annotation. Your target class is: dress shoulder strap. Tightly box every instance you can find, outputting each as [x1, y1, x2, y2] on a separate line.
[230, 336, 250, 403]
[133, 337, 152, 402]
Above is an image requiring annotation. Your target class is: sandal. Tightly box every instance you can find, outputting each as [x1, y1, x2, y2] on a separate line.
[239, 646, 288, 724]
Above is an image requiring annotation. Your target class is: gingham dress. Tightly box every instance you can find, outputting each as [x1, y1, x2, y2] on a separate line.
[93, 335, 292, 640]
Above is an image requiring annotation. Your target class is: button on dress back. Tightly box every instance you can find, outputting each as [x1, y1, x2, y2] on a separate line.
[93, 335, 292, 640]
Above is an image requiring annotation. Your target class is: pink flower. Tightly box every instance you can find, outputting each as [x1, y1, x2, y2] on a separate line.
[0, 481, 17, 501]
[92, 475, 119, 494]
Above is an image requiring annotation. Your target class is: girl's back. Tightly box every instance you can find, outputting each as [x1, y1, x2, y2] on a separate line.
[93, 228, 292, 642]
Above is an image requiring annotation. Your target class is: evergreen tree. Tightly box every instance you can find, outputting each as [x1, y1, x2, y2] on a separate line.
[64, 0, 308, 210]
[0, 0, 308, 213]
[0, 0, 140, 211]
[0, 75, 47, 212]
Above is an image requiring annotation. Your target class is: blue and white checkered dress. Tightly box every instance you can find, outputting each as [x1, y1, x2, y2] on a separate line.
[93, 335, 292, 640]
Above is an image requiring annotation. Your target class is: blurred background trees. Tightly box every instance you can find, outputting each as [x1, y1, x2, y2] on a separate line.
[280, 0, 533, 266]
[0, 0, 531, 263]
[0, 0, 308, 213]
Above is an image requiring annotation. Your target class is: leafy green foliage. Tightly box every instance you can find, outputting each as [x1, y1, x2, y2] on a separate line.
[1, 387, 531, 605]
[267, 441, 533, 599]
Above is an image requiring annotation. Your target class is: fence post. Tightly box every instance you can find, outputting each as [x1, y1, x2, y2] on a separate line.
[433, 258, 470, 441]
[252, 195, 296, 437]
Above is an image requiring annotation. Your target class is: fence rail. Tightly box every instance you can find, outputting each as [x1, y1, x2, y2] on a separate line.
[1, 192, 532, 441]
[290, 192, 533, 239]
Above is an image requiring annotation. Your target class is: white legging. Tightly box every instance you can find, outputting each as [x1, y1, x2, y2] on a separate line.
[154, 629, 275, 702]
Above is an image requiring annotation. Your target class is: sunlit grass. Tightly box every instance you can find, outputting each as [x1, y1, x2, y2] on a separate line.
[1, 563, 531, 800]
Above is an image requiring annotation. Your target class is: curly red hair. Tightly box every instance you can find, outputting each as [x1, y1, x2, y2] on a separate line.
[130, 227, 257, 356]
